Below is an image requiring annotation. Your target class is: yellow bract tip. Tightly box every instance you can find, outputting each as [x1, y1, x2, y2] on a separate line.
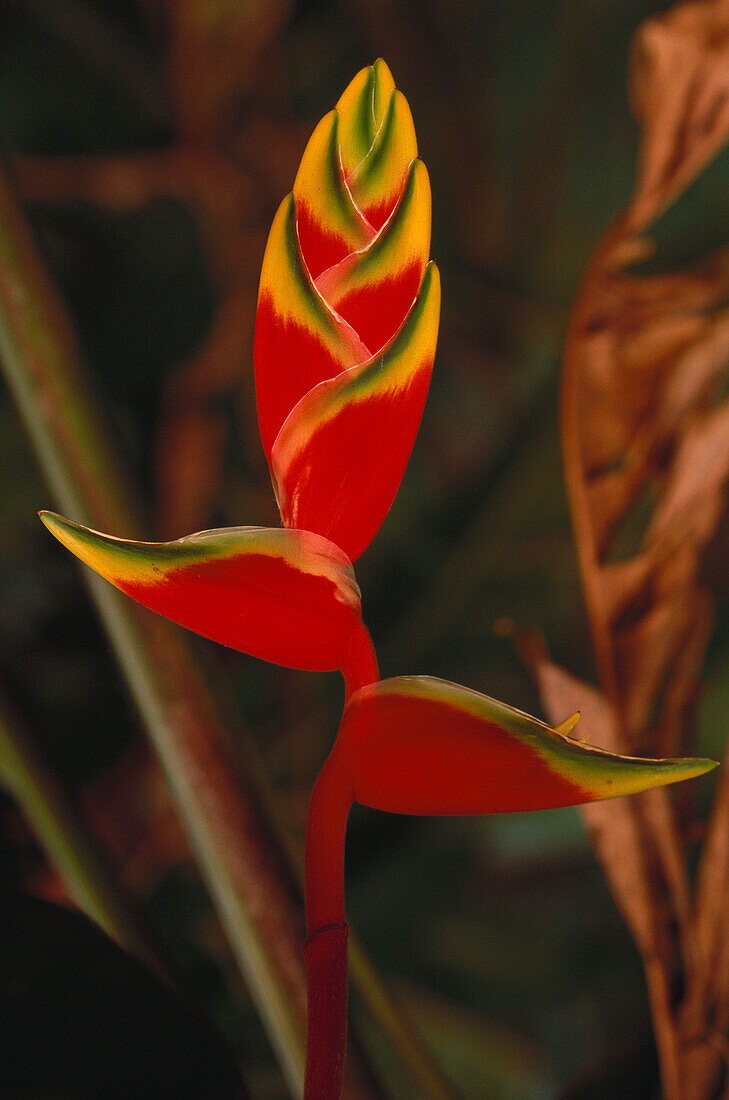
[554, 712, 581, 737]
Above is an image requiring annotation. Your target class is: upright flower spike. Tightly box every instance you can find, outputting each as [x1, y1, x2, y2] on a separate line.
[39, 513, 366, 674]
[254, 60, 439, 561]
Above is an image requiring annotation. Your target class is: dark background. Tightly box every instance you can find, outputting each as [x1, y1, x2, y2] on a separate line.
[1, 1, 727, 1096]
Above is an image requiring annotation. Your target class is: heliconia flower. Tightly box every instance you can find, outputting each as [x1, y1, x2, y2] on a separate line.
[39, 512, 367, 675]
[36, 61, 719, 1100]
[302, 675, 716, 1099]
[254, 59, 439, 562]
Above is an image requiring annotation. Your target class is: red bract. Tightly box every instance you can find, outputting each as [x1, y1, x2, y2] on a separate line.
[341, 677, 714, 813]
[38, 514, 366, 675]
[40, 61, 717, 1100]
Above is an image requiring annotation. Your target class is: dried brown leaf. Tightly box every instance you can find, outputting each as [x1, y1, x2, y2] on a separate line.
[630, 0, 729, 229]
[559, 4, 729, 1090]
[656, 597, 713, 761]
[525, 652, 687, 1098]
[577, 258, 729, 488]
[692, 762, 729, 1001]
[614, 598, 695, 749]
[648, 403, 729, 549]
[566, 256, 729, 750]
[678, 760, 729, 1099]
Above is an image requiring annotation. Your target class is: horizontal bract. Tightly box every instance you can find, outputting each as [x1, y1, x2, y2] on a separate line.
[339, 676, 716, 813]
[40, 512, 364, 672]
[254, 59, 439, 561]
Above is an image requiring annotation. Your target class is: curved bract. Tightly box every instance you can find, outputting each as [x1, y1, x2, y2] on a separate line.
[254, 59, 439, 561]
[272, 263, 440, 561]
[39, 512, 364, 673]
[339, 676, 717, 814]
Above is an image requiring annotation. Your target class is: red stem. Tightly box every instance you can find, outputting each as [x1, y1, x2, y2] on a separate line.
[341, 622, 379, 703]
[303, 625, 377, 1100]
[303, 924, 351, 1100]
[304, 736, 354, 1100]
[305, 738, 353, 938]
[305, 624, 377, 934]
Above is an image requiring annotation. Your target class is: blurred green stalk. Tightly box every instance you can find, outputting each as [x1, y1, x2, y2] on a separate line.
[0, 164, 456, 1099]
[0, 693, 149, 957]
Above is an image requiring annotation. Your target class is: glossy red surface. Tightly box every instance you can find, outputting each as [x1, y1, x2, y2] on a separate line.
[342, 692, 587, 813]
[358, 192, 400, 232]
[303, 925, 349, 1100]
[295, 201, 366, 281]
[119, 551, 361, 671]
[254, 293, 365, 460]
[274, 362, 432, 561]
[334, 261, 422, 355]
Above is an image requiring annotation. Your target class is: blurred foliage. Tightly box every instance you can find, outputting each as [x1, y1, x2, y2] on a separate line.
[0, 891, 244, 1098]
[1, 0, 728, 1097]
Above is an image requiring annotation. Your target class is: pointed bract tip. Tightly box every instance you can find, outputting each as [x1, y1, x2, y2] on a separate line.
[613, 753, 718, 796]
[373, 57, 395, 84]
[680, 757, 719, 779]
[39, 510, 81, 544]
[39, 511, 120, 563]
[554, 712, 581, 737]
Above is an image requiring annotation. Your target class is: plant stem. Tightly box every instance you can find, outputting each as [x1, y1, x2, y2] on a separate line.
[303, 739, 354, 1100]
[235, 713, 460, 1100]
